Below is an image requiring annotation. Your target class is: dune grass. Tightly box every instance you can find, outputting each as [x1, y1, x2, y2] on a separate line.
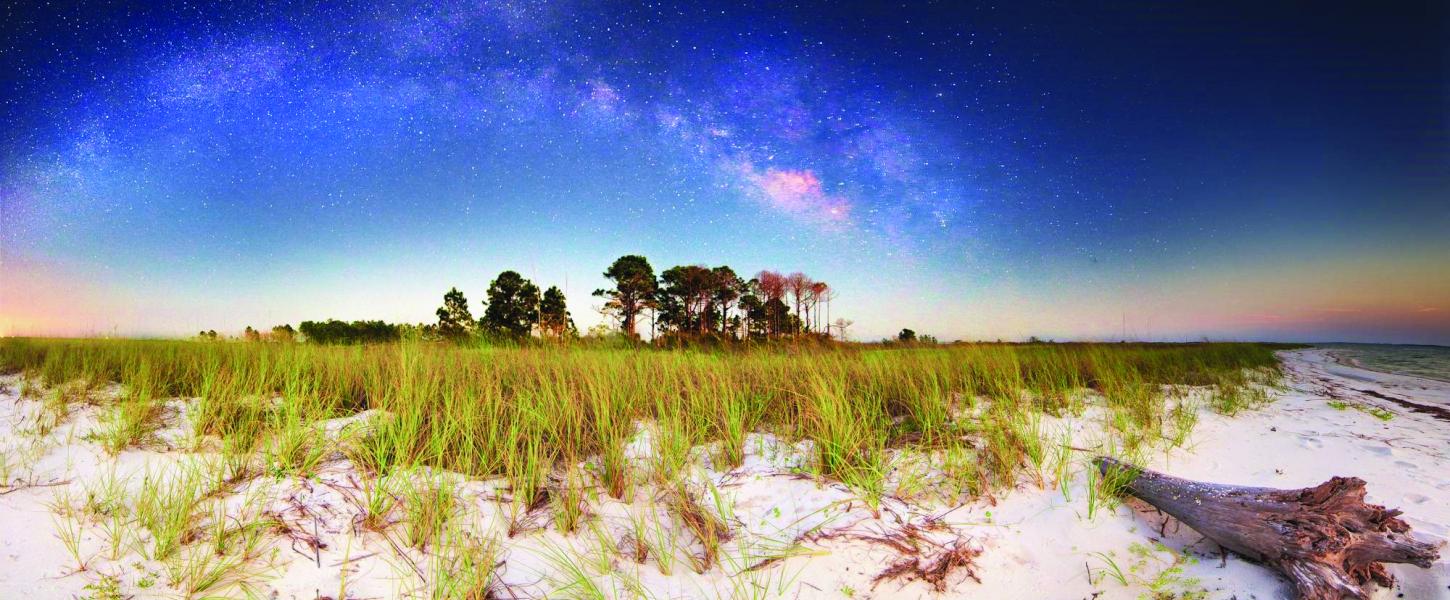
[2, 338, 1282, 504]
[0, 337, 1290, 596]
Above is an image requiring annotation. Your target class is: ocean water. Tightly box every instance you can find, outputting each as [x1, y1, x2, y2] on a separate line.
[1320, 343, 1450, 383]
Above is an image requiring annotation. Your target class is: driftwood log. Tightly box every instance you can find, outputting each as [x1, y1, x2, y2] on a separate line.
[1095, 457, 1440, 600]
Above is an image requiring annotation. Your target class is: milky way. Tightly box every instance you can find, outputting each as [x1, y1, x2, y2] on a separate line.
[4, 2, 991, 251]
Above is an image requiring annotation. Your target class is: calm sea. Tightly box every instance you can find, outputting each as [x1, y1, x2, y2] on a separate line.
[1319, 343, 1450, 383]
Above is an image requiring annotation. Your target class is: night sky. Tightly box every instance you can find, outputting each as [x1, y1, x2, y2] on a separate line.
[2, 1, 1447, 343]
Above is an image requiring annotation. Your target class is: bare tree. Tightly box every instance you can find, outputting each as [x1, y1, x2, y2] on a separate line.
[755, 270, 787, 337]
[785, 272, 811, 334]
[808, 281, 829, 333]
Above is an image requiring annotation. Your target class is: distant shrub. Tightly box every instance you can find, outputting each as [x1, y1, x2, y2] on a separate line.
[297, 319, 401, 344]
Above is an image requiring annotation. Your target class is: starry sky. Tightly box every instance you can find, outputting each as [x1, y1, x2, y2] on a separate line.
[2, 1, 1447, 344]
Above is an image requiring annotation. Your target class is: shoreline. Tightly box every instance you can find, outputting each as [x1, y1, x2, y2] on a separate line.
[1319, 344, 1450, 386]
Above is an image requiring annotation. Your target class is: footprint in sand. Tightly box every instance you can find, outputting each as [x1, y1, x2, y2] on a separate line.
[1298, 435, 1324, 449]
[1403, 493, 1430, 505]
[1394, 460, 1418, 471]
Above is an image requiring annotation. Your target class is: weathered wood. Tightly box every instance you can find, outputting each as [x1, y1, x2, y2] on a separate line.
[1095, 457, 1440, 600]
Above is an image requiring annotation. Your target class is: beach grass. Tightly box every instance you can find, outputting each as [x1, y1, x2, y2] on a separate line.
[0, 336, 1289, 597]
[1, 338, 1282, 504]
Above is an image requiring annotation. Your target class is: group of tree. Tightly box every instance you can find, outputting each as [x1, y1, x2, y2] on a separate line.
[892, 328, 939, 345]
[223, 324, 298, 343]
[270, 324, 296, 341]
[433, 270, 576, 342]
[297, 320, 401, 345]
[217, 255, 859, 346]
[594, 255, 845, 342]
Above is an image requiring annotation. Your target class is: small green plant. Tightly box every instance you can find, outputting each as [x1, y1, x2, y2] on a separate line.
[1013, 411, 1048, 486]
[99, 508, 130, 561]
[552, 463, 589, 534]
[0, 440, 49, 491]
[0, 448, 12, 488]
[262, 400, 330, 478]
[1051, 428, 1075, 502]
[403, 473, 458, 550]
[1328, 400, 1394, 421]
[582, 519, 619, 573]
[29, 384, 77, 437]
[133, 463, 207, 560]
[165, 541, 271, 599]
[81, 574, 124, 600]
[165, 485, 275, 598]
[1208, 376, 1269, 416]
[1084, 454, 1140, 521]
[358, 473, 398, 532]
[52, 508, 90, 572]
[94, 399, 163, 455]
[1355, 404, 1394, 421]
[650, 409, 695, 485]
[634, 503, 678, 575]
[539, 538, 608, 600]
[80, 466, 129, 521]
[430, 524, 501, 600]
[1167, 397, 1199, 447]
[1090, 541, 1207, 598]
[1089, 550, 1129, 585]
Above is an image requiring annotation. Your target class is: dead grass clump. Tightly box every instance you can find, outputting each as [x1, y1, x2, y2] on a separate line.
[873, 540, 982, 592]
[663, 481, 733, 573]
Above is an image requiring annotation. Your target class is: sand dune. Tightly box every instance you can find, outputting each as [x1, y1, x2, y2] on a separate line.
[1, 349, 1445, 599]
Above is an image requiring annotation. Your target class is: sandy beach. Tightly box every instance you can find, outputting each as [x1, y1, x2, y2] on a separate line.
[1, 348, 1446, 599]
[5, 1, 1446, 596]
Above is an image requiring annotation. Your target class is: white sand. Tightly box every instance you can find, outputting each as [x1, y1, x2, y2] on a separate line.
[1, 349, 1446, 599]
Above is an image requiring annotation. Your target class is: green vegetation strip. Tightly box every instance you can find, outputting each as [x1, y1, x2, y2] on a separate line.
[3, 339, 1282, 506]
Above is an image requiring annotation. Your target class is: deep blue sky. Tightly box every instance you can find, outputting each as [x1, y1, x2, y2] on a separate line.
[2, 1, 1447, 343]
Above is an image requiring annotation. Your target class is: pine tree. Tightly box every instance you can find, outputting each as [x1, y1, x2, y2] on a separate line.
[593, 255, 657, 338]
[482, 271, 540, 338]
[436, 287, 475, 340]
[539, 286, 574, 339]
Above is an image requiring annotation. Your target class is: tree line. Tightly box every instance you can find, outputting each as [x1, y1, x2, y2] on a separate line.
[225, 254, 863, 345]
[427, 256, 844, 344]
